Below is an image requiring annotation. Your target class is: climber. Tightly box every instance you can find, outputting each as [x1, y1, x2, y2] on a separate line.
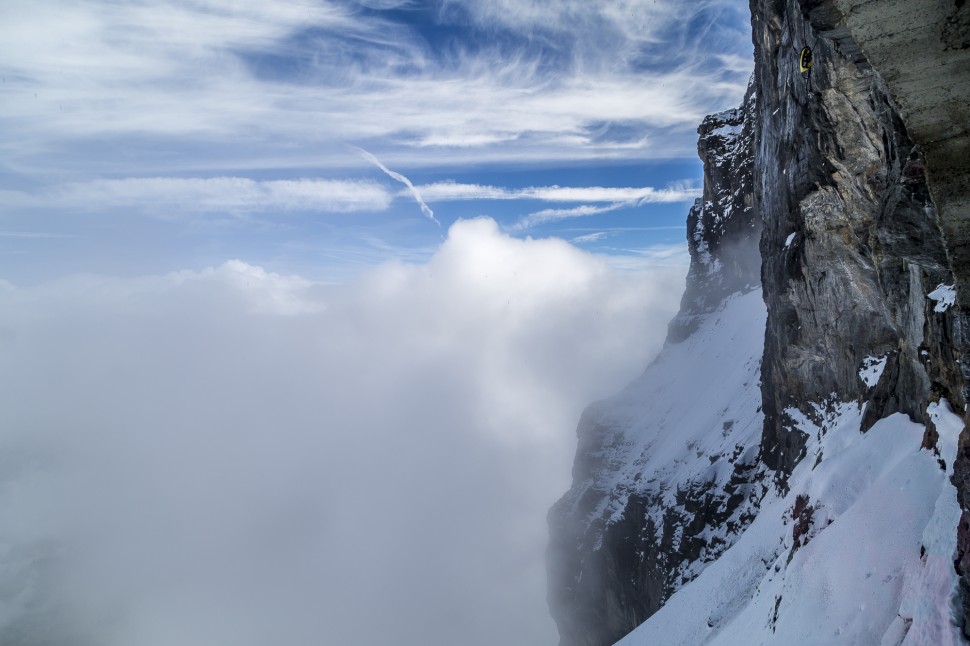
[798, 45, 814, 90]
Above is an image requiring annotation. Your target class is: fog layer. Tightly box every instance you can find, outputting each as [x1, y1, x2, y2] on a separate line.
[0, 218, 684, 646]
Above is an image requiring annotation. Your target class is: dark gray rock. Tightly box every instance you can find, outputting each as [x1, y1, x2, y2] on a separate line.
[751, 0, 959, 477]
[669, 81, 761, 342]
[809, 0, 970, 633]
[547, 348, 767, 646]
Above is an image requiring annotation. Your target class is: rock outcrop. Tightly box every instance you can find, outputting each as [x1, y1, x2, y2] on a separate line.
[548, 0, 969, 643]
[668, 84, 760, 342]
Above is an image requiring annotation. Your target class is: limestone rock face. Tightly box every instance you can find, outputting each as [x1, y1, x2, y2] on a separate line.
[548, 0, 969, 643]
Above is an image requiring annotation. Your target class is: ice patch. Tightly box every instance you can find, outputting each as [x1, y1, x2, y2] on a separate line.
[859, 355, 888, 388]
[928, 284, 956, 313]
[784, 232, 796, 248]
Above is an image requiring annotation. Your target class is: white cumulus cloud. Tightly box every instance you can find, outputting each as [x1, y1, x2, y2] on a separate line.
[0, 218, 685, 646]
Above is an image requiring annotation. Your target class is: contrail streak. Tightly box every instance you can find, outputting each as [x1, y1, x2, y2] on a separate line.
[351, 147, 440, 226]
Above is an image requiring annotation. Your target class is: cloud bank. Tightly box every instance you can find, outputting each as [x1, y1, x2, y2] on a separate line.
[0, 218, 686, 646]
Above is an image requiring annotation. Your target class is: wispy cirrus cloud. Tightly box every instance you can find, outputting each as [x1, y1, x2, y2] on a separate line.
[502, 185, 701, 230]
[571, 232, 608, 244]
[399, 180, 700, 230]
[1, 175, 697, 224]
[0, 0, 752, 175]
[513, 204, 631, 230]
[0, 231, 75, 239]
[0, 1, 745, 281]
[444, 0, 742, 66]
[1, 177, 391, 215]
[415, 182, 699, 204]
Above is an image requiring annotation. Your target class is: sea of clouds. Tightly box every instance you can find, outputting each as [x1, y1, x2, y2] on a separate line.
[0, 218, 685, 646]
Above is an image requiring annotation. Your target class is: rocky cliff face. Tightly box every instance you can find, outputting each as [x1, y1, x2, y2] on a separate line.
[547, 86, 765, 646]
[667, 84, 760, 342]
[813, 0, 970, 631]
[752, 0, 963, 476]
[548, 0, 969, 644]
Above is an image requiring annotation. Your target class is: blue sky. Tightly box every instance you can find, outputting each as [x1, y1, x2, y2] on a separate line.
[0, 0, 753, 284]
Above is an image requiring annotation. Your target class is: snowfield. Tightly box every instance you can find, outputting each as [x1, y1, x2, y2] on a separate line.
[572, 288, 766, 571]
[617, 393, 963, 644]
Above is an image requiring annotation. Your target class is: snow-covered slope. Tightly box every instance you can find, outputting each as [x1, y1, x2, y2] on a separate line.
[576, 290, 766, 543]
[617, 399, 963, 645]
[548, 290, 767, 646]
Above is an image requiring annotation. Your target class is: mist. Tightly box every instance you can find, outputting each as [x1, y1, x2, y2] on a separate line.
[0, 218, 685, 646]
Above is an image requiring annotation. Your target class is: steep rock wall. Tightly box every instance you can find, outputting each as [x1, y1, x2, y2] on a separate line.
[807, 0, 970, 632]
[752, 0, 961, 478]
[548, 0, 969, 643]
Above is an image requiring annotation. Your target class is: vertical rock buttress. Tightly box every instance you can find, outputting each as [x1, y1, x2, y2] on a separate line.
[753, 2, 970, 628]
[807, 0, 970, 632]
[548, 0, 970, 643]
[751, 0, 963, 477]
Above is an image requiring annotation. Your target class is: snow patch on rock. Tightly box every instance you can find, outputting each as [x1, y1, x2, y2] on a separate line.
[928, 284, 956, 313]
[859, 355, 888, 388]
